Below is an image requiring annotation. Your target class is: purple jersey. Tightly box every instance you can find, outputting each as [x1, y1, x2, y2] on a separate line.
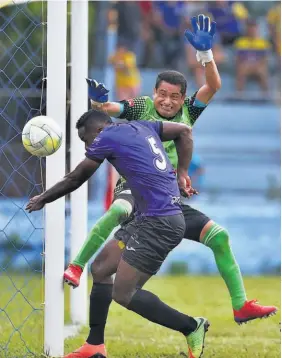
[86, 121, 181, 216]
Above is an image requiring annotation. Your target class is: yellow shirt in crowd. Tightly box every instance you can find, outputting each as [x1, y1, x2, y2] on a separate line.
[267, 4, 281, 55]
[234, 37, 271, 52]
[109, 51, 140, 88]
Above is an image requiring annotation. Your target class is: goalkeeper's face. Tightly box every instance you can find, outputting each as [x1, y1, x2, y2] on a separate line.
[154, 81, 185, 118]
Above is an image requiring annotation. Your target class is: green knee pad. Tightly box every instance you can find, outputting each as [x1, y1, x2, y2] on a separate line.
[112, 198, 133, 224]
[72, 199, 133, 269]
[202, 224, 229, 251]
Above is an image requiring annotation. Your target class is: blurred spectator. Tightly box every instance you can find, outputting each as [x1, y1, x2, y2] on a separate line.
[267, 2, 281, 59]
[189, 154, 205, 191]
[267, 2, 281, 103]
[207, 1, 249, 45]
[183, 1, 207, 19]
[108, 40, 141, 101]
[152, 1, 185, 68]
[114, 1, 141, 58]
[138, 1, 155, 67]
[234, 19, 270, 93]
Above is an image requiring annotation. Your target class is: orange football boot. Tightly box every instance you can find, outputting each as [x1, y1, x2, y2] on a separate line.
[234, 299, 278, 324]
[64, 342, 107, 358]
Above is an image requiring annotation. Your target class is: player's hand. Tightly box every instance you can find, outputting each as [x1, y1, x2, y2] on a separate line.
[178, 174, 198, 198]
[184, 14, 216, 51]
[86, 78, 109, 103]
[25, 195, 46, 213]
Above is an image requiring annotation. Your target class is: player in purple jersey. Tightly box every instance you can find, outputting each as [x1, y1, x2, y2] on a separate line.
[26, 109, 209, 358]
[86, 118, 185, 217]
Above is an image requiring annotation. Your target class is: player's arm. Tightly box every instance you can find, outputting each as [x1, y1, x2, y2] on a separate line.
[86, 78, 147, 120]
[196, 60, 221, 104]
[161, 122, 193, 176]
[162, 121, 195, 197]
[91, 100, 124, 117]
[91, 98, 147, 121]
[25, 159, 100, 212]
[26, 130, 113, 213]
[184, 15, 221, 104]
[40, 158, 100, 203]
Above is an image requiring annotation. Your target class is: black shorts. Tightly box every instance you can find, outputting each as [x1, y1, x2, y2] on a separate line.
[181, 204, 210, 242]
[113, 179, 211, 242]
[115, 214, 185, 275]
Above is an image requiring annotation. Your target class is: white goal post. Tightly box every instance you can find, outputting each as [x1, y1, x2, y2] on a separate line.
[45, 0, 67, 356]
[45, 0, 89, 356]
[70, 0, 89, 326]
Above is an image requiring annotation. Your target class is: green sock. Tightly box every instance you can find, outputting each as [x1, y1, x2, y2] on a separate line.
[202, 223, 247, 310]
[73, 200, 132, 269]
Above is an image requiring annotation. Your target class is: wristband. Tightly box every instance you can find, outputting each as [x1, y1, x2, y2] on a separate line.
[196, 49, 213, 67]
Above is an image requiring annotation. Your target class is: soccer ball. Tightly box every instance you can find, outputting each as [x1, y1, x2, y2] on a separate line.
[22, 115, 62, 157]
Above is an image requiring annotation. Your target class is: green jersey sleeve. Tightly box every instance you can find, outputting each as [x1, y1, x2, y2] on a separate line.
[117, 96, 153, 121]
[184, 91, 207, 126]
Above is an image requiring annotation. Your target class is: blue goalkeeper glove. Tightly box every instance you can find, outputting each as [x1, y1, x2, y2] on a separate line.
[86, 78, 109, 103]
[184, 14, 216, 66]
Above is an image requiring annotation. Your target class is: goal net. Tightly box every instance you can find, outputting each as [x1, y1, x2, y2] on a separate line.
[0, 1, 46, 357]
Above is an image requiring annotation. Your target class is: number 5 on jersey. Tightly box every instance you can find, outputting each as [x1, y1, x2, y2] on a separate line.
[147, 136, 167, 172]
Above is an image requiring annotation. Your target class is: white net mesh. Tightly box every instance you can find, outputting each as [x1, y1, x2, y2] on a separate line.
[0, 1, 46, 357]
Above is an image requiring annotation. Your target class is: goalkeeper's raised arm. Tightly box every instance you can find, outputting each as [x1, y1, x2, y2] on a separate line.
[184, 14, 221, 104]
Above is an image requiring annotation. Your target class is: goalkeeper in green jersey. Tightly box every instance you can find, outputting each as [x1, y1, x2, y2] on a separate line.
[64, 15, 277, 358]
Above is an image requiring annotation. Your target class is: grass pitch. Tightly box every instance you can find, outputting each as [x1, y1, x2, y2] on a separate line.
[0, 275, 280, 357]
[0, 274, 43, 358]
[65, 276, 281, 358]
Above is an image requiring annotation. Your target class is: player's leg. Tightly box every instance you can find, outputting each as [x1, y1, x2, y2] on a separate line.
[64, 188, 134, 288]
[200, 219, 277, 323]
[64, 208, 138, 358]
[86, 238, 122, 352]
[182, 205, 247, 310]
[113, 214, 209, 358]
[113, 259, 200, 333]
[64, 238, 122, 358]
[182, 204, 278, 323]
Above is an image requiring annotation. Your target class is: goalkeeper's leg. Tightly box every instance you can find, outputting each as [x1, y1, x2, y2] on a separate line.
[182, 204, 277, 324]
[64, 191, 134, 288]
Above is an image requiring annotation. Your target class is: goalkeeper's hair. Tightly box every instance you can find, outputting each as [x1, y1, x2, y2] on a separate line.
[155, 70, 187, 95]
[76, 109, 113, 130]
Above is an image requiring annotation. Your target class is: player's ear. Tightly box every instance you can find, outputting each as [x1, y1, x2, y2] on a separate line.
[153, 88, 157, 99]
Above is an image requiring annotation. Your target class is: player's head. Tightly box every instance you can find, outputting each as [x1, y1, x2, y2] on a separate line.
[76, 109, 113, 148]
[153, 70, 187, 118]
